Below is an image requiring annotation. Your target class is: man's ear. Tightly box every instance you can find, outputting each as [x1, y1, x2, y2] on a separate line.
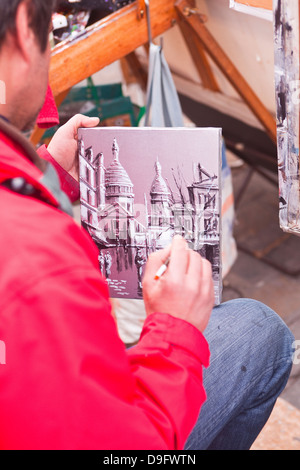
[13, 1, 36, 63]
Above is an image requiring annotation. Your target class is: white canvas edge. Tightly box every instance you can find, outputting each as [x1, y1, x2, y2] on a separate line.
[229, 0, 273, 21]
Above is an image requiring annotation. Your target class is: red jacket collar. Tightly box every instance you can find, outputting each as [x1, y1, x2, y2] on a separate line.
[0, 118, 60, 209]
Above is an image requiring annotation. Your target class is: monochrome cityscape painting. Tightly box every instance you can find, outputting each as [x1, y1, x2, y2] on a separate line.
[78, 127, 222, 304]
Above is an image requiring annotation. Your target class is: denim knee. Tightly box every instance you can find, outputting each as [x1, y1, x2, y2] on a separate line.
[214, 298, 295, 362]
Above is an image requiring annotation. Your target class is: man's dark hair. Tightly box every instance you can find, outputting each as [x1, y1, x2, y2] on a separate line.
[0, 0, 56, 52]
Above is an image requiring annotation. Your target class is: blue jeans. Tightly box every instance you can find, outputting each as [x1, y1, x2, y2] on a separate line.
[184, 299, 294, 450]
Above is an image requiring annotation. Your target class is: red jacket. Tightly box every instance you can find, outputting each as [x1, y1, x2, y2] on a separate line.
[0, 119, 210, 450]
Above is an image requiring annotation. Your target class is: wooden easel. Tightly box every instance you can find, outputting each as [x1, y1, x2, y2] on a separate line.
[175, 0, 276, 143]
[30, 0, 276, 145]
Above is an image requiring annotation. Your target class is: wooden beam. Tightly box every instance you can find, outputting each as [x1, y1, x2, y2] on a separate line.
[121, 52, 148, 91]
[178, 17, 220, 92]
[49, 0, 178, 98]
[176, 0, 277, 143]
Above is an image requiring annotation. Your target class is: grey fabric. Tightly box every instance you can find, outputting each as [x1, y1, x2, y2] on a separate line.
[40, 162, 74, 217]
[145, 42, 184, 128]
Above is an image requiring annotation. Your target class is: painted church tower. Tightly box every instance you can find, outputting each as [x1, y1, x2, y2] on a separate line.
[105, 138, 135, 214]
[149, 159, 171, 227]
[96, 152, 106, 210]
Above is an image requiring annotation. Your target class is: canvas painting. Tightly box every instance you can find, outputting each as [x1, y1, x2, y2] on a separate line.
[273, 0, 300, 235]
[78, 127, 222, 304]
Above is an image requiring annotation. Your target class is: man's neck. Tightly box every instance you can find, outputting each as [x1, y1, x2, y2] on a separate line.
[0, 115, 47, 173]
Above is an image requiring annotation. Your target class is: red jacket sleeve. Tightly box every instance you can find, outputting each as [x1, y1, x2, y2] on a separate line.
[127, 313, 210, 449]
[37, 144, 80, 203]
[0, 262, 209, 450]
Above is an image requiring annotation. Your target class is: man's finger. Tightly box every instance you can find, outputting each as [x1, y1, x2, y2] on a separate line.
[168, 235, 189, 280]
[201, 259, 214, 298]
[79, 116, 100, 128]
[69, 114, 100, 136]
[186, 250, 203, 283]
[143, 246, 171, 280]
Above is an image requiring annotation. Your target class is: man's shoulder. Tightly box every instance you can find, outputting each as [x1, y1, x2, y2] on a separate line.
[0, 186, 100, 297]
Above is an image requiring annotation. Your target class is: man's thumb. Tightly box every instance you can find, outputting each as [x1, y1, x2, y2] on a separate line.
[81, 116, 100, 127]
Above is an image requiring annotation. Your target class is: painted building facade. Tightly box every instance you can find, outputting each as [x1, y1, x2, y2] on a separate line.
[79, 137, 220, 261]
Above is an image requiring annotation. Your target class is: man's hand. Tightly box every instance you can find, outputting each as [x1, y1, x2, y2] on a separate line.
[142, 236, 214, 333]
[47, 114, 100, 181]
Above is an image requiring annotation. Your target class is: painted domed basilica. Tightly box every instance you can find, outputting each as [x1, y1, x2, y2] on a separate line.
[79, 136, 220, 300]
